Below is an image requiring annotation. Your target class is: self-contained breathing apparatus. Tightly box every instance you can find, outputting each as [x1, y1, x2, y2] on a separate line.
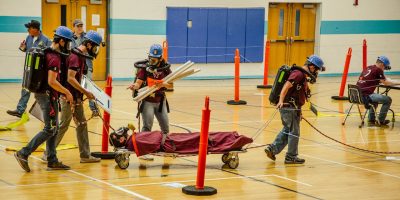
[22, 47, 51, 93]
[133, 59, 171, 121]
[269, 64, 316, 107]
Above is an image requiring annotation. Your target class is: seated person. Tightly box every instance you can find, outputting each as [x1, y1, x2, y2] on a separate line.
[356, 56, 400, 127]
[109, 126, 253, 156]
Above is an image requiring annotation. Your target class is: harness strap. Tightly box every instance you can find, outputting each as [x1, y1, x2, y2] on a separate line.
[131, 133, 140, 157]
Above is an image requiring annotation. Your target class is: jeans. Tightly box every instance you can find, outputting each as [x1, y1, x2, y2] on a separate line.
[19, 93, 59, 163]
[16, 88, 31, 114]
[141, 100, 169, 134]
[55, 98, 91, 158]
[368, 93, 392, 122]
[270, 108, 301, 159]
[86, 69, 97, 112]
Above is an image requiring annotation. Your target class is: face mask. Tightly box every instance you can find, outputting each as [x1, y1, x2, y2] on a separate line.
[59, 39, 72, 55]
[109, 127, 129, 147]
[148, 56, 160, 66]
[88, 43, 99, 58]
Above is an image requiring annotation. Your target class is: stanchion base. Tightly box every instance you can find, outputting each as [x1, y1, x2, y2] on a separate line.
[331, 96, 349, 101]
[227, 100, 247, 105]
[257, 85, 272, 89]
[91, 152, 116, 159]
[182, 185, 217, 196]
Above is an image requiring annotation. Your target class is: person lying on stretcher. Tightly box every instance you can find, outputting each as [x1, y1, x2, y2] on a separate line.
[109, 125, 253, 157]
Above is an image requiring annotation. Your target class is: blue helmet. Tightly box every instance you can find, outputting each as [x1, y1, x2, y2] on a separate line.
[149, 44, 162, 58]
[377, 56, 391, 70]
[84, 30, 102, 46]
[307, 55, 325, 71]
[54, 26, 73, 41]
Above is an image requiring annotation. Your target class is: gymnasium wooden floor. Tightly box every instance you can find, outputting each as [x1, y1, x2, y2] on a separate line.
[0, 76, 400, 199]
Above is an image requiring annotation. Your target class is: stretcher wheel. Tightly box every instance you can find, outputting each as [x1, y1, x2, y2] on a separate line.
[116, 153, 130, 169]
[228, 156, 239, 169]
[222, 153, 230, 164]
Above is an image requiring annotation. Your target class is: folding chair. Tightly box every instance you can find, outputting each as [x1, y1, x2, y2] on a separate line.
[342, 84, 378, 128]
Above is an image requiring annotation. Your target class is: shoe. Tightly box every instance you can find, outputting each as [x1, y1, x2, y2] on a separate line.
[376, 120, 390, 127]
[7, 110, 22, 118]
[284, 157, 305, 164]
[47, 161, 71, 170]
[14, 151, 30, 172]
[80, 156, 101, 163]
[139, 155, 154, 161]
[367, 120, 376, 127]
[264, 144, 276, 161]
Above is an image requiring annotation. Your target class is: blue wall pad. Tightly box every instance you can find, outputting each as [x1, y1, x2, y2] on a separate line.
[206, 8, 228, 63]
[245, 8, 265, 63]
[167, 7, 188, 63]
[226, 9, 247, 63]
[187, 8, 208, 63]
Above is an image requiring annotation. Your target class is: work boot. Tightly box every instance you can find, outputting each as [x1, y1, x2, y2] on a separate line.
[368, 120, 377, 127]
[377, 120, 390, 127]
[47, 162, 71, 170]
[80, 156, 101, 163]
[284, 157, 305, 164]
[7, 110, 22, 118]
[264, 144, 276, 161]
[14, 151, 30, 172]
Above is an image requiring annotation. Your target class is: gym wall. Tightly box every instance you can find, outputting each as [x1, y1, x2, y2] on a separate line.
[0, 0, 399, 81]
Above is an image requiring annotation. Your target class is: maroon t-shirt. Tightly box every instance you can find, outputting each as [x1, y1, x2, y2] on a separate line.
[356, 65, 386, 96]
[65, 50, 85, 100]
[285, 70, 308, 107]
[45, 51, 61, 97]
[136, 62, 172, 103]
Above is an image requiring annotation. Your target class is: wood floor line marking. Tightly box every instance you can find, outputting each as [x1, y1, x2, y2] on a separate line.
[0, 150, 151, 200]
[67, 170, 152, 200]
[303, 153, 400, 180]
[120, 174, 312, 187]
[2, 180, 93, 188]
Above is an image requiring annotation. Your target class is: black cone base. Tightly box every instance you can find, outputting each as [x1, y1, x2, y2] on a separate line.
[227, 100, 247, 105]
[331, 96, 349, 100]
[91, 152, 116, 159]
[257, 85, 272, 89]
[182, 185, 217, 196]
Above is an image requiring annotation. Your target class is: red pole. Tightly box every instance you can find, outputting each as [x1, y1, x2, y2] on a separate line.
[339, 48, 352, 97]
[362, 39, 367, 70]
[163, 40, 168, 62]
[234, 49, 240, 102]
[196, 96, 211, 190]
[263, 41, 270, 85]
[182, 96, 216, 195]
[257, 41, 272, 88]
[227, 49, 246, 105]
[332, 48, 352, 100]
[102, 76, 112, 152]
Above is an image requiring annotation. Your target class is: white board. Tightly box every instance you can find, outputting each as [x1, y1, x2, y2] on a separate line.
[81, 75, 112, 113]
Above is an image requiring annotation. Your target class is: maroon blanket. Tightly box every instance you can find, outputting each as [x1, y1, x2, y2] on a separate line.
[126, 131, 253, 156]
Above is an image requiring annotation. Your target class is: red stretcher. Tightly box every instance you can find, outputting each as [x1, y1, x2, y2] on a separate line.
[112, 130, 253, 169]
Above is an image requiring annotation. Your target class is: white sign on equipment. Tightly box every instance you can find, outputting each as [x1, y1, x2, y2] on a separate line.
[81, 75, 112, 113]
